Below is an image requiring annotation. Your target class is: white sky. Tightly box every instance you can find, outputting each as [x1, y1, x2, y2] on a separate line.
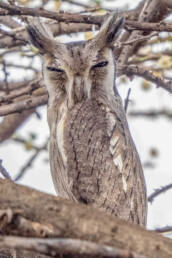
[0, 0, 172, 233]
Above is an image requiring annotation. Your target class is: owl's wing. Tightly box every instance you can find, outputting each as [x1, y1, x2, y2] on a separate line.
[64, 98, 147, 226]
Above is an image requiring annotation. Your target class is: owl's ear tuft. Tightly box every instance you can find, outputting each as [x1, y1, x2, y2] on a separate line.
[87, 13, 124, 51]
[26, 18, 55, 54]
[102, 13, 125, 47]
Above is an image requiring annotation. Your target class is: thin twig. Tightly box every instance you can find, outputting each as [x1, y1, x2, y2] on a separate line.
[155, 226, 172, 233]
[124, 88, 131, 113]
[2, 60, 9, 94]
[14, 140, 48, 182]
[115, 32, 158, 49]
[0, 159, 12, 180]
[148, 183, 172, 203]
[0, 62, 38, 72]
[129, 110, 172, 119]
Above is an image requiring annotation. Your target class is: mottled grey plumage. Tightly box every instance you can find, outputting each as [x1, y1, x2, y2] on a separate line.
[27, 14, 147, 226]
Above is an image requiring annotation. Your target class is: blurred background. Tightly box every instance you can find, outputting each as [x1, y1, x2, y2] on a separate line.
[0, 0, 172, 233]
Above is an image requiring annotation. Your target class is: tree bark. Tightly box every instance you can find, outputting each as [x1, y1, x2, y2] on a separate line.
[0, 179, 172, 258]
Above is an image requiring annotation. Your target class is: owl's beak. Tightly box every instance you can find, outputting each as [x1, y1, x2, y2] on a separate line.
[73, 76, 85, 102]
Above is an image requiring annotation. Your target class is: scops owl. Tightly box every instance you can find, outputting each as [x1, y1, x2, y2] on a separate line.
[27, 13, 147, 226]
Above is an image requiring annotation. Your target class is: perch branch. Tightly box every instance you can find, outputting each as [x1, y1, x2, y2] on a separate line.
[0, 236, 146, 258]
[0, 179, 172, 258]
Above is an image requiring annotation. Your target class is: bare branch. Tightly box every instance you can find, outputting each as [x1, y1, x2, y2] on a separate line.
[0, 110, 35, 144]
[124, 65, 172, 94]
[2, 60, 9, 94]
[0, 78, 42, 103]
[0, 160, 12, 180]
[155, 226, 172, 233]
[125, 20, 172, 33]
[14, 139, 48, 182]
[128, 110, 172, 119]
[0, 2, 171, 33]
[0, 179, 172, 257]
[0, 236, 146, 258]
[0, 94, 48, 117]
[124, 88, 131, 113]
[0, 2, 103, 26]
[148, 183, 172, 203]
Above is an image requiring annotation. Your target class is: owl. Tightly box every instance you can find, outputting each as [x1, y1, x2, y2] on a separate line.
[27, 13, 147, 226]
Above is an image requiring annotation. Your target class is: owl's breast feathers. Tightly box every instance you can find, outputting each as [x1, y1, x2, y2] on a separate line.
[49, 97, 147, 226]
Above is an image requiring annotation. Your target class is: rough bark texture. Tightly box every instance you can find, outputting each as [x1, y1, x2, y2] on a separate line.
[0, 179, 172, 258]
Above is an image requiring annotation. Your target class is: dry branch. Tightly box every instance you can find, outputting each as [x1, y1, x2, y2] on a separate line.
[0, 94, 48, 116]
[124, 65, 172, 93]
[129, 110, 172, 119]
[155, 226, 172, 233]
[0, 179, 172, 258]
[0, 110, 35, 144]
[0, 236, 146, 258]
[0, 161, 12, 180]
[148, 183, 172, 203]
[0, 2, 172, 32]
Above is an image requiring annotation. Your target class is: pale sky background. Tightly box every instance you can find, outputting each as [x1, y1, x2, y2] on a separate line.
[0, 0, 172, 233]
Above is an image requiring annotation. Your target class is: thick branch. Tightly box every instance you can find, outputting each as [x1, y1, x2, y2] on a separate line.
[0, 179, 172, 258]
[0, 110, 34, 144]
[0, 236, 146, 258]
[0, 94, 48, 116]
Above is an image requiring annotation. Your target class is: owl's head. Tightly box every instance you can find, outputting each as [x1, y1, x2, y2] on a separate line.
[27, 13, 124, 107]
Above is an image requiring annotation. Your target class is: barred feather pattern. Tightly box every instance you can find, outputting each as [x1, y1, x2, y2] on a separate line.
[48, 95, 147, 226]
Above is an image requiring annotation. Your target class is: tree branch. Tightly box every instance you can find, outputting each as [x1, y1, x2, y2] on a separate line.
[128, 109, 172, 119]
[155, 226, 172, 233]
[0, 2, 171, 32]
[0, 236, 146, 258]
[124, 65, 172, 94]
[0, 179, 172, 258]
[0, 160, 12, 180]
[0, 94, 48, 116]
[0, 110, 35, 144]
[148, 183, 172, 203]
